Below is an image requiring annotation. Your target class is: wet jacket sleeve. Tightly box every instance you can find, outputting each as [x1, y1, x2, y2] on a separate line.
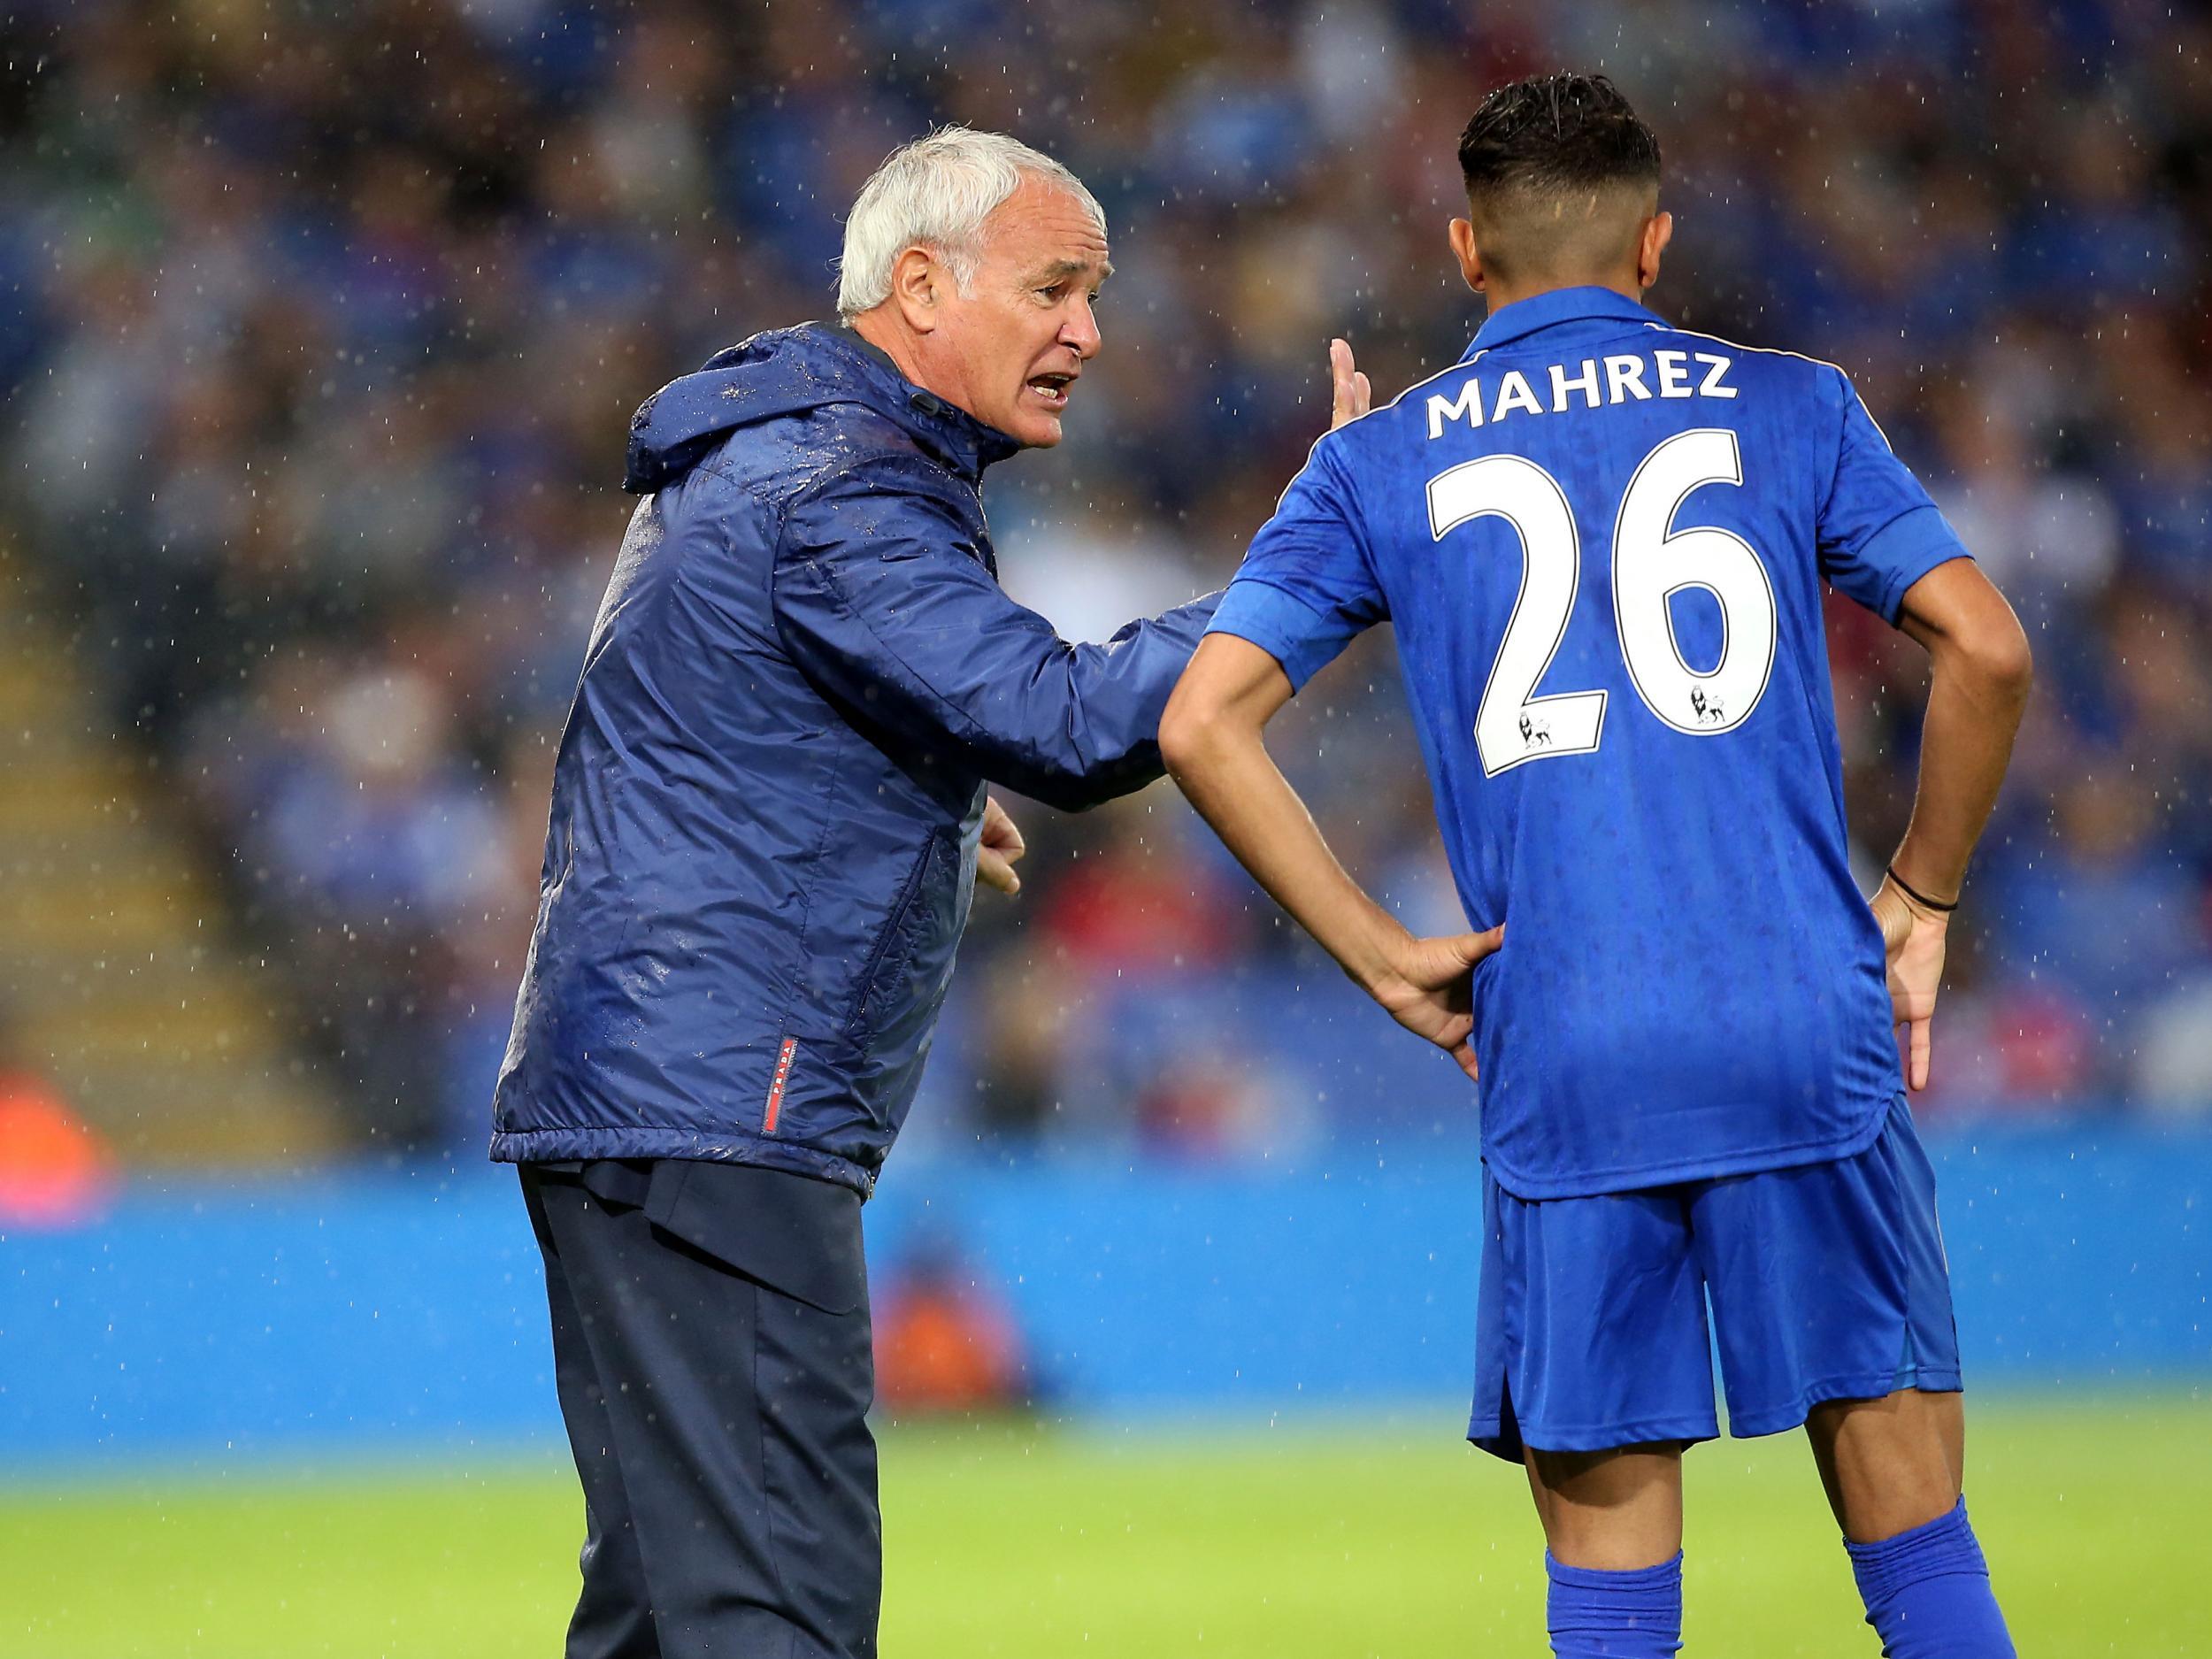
[772, 456, 1220, 811]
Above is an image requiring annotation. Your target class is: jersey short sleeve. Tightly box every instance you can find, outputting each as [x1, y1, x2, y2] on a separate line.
[1206, 439, 1386, 690]
[1816, 366, 1971, 622]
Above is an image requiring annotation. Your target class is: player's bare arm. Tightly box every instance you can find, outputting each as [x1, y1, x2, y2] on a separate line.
[1161, 336, 1498, 1079]
[1159, 633, 1501, 1081]
[1874, 559, 2034, 1088]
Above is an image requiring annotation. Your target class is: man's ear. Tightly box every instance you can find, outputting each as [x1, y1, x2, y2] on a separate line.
[889, 246, 941, 334]
[1448, 218, 1486, 295]
[1637, 211, 1674, 293]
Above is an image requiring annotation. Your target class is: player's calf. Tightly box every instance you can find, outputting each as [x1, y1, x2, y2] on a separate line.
[1525, 1443, 1684, 1658]
[1844, 1500, 2013, 1659]
[1807, 1387, 1963, 1544]
[1811, 1391, 2014, 1658]
[1547, 1552, 1683, 1659]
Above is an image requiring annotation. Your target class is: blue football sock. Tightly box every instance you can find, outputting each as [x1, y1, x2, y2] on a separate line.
[1545, 1551, 1683, 1657]
[1846, 1498, 2015, 1657]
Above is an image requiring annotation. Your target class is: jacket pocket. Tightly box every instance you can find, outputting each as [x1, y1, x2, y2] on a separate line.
[841, 834, 947, 1042]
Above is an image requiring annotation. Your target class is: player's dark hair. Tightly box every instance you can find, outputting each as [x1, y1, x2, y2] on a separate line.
[1455, 74, 1661, 285]
[1457, 73, 1661, 204]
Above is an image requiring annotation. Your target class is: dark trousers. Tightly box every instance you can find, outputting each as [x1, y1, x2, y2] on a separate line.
[520, 1162, 879, 1658]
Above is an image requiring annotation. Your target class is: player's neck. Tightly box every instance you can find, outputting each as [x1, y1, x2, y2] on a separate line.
[1483, 273, 1647, 314]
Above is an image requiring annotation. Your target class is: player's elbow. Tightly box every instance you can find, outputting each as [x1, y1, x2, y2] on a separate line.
[1158, 677, 1234, 781]
[1962, 611, 2034, 710]
[1924, 571, 2034, 715]
[1160, 636, 1287, 785]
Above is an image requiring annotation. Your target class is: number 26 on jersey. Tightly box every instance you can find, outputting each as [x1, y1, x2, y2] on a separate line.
[1432, 427, 1778, 777]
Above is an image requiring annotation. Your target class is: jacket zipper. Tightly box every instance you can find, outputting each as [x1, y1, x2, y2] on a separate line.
[841, 837, 935, 1037]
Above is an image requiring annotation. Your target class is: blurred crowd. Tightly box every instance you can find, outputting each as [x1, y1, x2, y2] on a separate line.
[4, 0, 2209, 1161]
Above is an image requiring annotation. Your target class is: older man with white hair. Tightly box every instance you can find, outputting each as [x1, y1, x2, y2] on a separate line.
[491, 127, 1364, 1658]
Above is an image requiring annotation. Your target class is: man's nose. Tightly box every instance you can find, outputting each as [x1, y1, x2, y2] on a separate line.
[1060, 295, 1101, 359]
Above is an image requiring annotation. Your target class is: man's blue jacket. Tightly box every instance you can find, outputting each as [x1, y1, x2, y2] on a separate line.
[490, 325, 1217, 1194]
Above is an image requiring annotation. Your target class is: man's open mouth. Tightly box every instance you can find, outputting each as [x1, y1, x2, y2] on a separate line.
[1025, 372, 1075, 408]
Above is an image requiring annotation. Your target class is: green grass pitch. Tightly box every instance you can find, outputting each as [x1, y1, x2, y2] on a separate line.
[2, 1394, 2200, 1656]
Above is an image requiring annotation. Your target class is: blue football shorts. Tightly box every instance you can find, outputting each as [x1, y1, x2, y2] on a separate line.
[1469, 1095, 1961, 1463]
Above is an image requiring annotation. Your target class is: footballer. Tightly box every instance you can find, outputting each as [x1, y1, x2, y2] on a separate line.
[1162, 74, 2030, 1657]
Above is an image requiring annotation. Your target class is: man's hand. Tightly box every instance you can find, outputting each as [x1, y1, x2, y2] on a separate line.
[1367, 926, 1504, 1081]
[977, 795, 1026, 895]
[1870, 876, 1948, 1091]
[1328, 337, 1371, 430]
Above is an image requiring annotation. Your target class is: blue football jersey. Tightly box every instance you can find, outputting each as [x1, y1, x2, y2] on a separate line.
[1210, 287, 1970, 1199]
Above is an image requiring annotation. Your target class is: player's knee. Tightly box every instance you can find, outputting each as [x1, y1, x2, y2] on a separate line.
[1811, 1393, 1962, 1544]
[1840, 1471, 1961, 1547]
[1527, 1441, 1686, 1570]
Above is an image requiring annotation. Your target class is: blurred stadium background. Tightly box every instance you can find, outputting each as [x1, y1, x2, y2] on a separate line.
[0, 1, 2206, 1654]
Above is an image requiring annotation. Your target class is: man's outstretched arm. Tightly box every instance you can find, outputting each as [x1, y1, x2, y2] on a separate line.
[1874, 557, 2034, 1087]
[1159, 633, 1500, 1079]
[772, 454, 1217, 814]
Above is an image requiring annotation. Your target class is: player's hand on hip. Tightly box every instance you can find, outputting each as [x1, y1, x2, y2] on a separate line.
[1328, 338, 1371, 431]
[1369, 925, 1503, 1081]
[977, 795, 1026, 895]
[1870, 877, 1947, 1091]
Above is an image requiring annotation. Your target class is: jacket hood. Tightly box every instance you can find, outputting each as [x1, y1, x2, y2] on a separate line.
[624, 322, 1024, 493]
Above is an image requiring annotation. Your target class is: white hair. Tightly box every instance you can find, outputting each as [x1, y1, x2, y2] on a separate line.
[835, 125, 1107, 321]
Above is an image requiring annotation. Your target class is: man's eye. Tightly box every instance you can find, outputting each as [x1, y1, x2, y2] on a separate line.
[1036, 285, 1064, 301]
